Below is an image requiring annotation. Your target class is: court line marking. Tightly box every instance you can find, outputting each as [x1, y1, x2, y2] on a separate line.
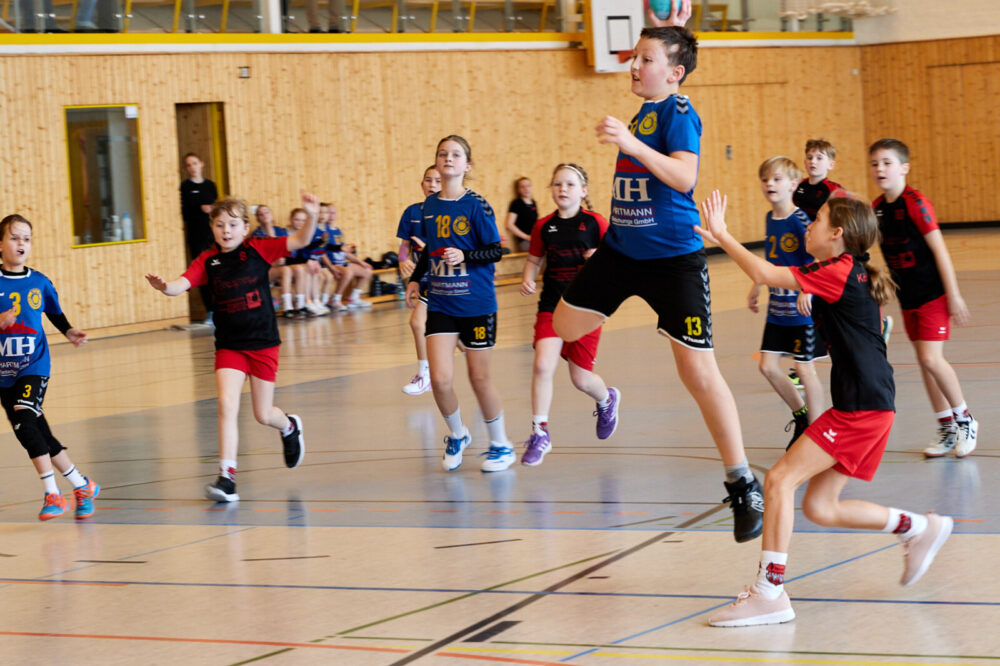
[436, 539, 524, 549]
[560, 542, 900, 662]
[387, 505, 727, 665]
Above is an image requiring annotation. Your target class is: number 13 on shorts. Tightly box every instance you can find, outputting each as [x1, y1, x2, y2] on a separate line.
[685, 316, 702, 337]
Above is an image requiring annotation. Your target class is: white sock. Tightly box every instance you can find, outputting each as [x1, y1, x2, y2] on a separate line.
[417, 360, 429, 375]
[282, 293, 293, 311]
[443, 409, 465, 439]
[755, 550, 788, 599]
[350, 288, 361, 300]
[485, 411, 508, 444]
[220, 459, 237, 480]
[935, 408, 953, 422]
[281, 417, 295, 436]
[62, 465, 86, 488]
[333, 294, 342, 304]
[320, 294, 330, 306]
[295, 294, 305, 309]
[884, 508, 928, 540]
[953, 402, 970, 422]
[596, 392, 611, 408]
[40, 471, 59, 494]
[532, 415, 548, 434]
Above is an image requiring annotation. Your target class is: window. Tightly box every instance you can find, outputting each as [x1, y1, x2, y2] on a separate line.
[65, 105, 146, 246]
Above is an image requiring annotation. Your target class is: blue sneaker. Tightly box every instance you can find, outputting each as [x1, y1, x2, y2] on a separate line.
[73, 477, 100, 519]
[481, 443, 515, 472]
[39, 492, 67, 521]
[442, 430, 470, 471]
[594, 387, 621, 440]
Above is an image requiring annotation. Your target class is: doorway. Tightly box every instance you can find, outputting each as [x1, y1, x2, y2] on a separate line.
[175, 102, 230, 322]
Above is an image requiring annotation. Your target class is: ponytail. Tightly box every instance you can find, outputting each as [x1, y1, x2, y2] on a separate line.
[826, 197, 897, 306]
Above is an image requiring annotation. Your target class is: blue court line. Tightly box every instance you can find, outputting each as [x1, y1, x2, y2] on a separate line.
[1, 575, 996, 609]
[559, 542, 902, 663]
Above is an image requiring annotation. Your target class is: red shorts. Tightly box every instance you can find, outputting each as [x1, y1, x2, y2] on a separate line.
[804, 408, 895, 481]
[215, 346, 280, 382]
[533, 311, 601, 371]
[901, 294, 950, 341]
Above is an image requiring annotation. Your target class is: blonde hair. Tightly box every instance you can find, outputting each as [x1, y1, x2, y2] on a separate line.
[805, 138, 837, 160]
[758, 156, 803, 181]
[551, 163, 594, 211]
[825, 196, 896, 306]
[209, 197, 248, 223]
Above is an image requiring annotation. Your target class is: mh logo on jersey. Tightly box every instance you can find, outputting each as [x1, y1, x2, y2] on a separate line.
[428, 255, 468, 278]
[0, 336, 36, 356]
[613, 177, 652, 202]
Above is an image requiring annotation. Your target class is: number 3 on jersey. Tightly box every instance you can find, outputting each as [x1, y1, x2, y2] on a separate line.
[436, 215, 451, 238]
[8, 291, 21, 316]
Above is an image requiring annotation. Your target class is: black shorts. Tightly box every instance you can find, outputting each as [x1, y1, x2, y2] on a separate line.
[0, 375, 48, 416]
[425, 310, 497, 349]
[760, 322, 826, 363]
[561, 243, 713, 350]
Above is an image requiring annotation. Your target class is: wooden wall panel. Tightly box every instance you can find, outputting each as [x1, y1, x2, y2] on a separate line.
[861, 35, 1000, 223]
[0, 45, 866, 331]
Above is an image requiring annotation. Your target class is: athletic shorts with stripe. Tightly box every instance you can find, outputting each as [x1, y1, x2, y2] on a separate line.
[561, 243, 713, 350]
[760, 322, 827, 363]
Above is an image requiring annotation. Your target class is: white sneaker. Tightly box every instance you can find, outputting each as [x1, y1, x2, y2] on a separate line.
[346, 298, 372, 309]
[332, 301, 348, 312]
[955, 416, 978, 458]
[442, 430, 471, 471]
[923, 422, 957, 458]
[900, 512, 953, 586]
[708, 585, 795, 627]
[402, 372, 431, 396]
[305, 302, 327, 316]
[481, 443, 515, 472]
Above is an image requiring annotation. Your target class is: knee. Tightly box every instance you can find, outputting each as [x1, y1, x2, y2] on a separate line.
[763, 465, 793, 501]
[568, 367, 591, 392]
[429, 369, 453, 393]
[12, 409, 60, 458]
[409, 315, 425, 336]
[252, 408, 271, 426]
[801, 495, 836, 526]
[467, 367, 491, 390]
[217, 395, 240, 418]
[533, 357, 557, 379]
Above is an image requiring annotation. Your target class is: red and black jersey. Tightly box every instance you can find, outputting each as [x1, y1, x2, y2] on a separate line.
[793, 178, 842, 221]
[872, 186, 943, 310]
[793, 254, 895, 412]
[183, 237, 289, 351]
[529, 209, 609, 313]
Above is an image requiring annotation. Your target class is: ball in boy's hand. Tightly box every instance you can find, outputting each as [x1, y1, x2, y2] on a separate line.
[648, 0, 681, 19]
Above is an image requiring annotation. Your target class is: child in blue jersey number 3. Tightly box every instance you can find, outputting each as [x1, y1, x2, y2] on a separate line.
[0, 214, 97, 521]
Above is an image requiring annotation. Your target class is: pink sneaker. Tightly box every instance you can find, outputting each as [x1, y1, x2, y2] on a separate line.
[708, 585, 795, 627]
[900, 512, 953, 586]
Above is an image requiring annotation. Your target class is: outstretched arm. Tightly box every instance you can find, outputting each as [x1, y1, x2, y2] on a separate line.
[287, 191, 320, 252]
[696, 191, 800, 292]
[145, 273, 191, 297]
[648, 0, 692, 27]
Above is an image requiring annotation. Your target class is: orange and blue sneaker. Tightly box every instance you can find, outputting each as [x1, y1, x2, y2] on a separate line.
[73, 477, 100, 519]
[39, 492, 67, 521]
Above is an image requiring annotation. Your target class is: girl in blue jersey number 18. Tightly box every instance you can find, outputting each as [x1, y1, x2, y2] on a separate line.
[0, 214, 97, 521]
[405, 135, 514, 472]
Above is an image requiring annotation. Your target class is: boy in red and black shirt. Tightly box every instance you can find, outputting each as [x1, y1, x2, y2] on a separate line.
[870, 138, 977, 459]
[146, 191, 320, 502]
[793, 138, 843, 222]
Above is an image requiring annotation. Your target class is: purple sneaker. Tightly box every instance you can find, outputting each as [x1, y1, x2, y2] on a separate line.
[520, 430, 552, 466]
[594, 387, 621, 440]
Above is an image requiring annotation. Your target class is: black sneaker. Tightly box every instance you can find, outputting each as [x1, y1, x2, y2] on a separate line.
[723, 477, 764, 543]
[281, 414, 305, 468]
[785, 414, 808, 451]
[205, 476, 239, 502]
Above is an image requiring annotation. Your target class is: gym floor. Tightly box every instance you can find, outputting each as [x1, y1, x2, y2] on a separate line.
[0, 229, 997, 665]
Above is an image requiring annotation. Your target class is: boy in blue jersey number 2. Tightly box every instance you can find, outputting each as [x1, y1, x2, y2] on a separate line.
[553, 24, 764, 542]
[750, 157, 826, 450]
[0, 214, 97, 521]
[406, 135, 514, 473]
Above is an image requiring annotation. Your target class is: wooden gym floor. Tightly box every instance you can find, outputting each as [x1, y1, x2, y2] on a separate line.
[0, 229, 997, 665]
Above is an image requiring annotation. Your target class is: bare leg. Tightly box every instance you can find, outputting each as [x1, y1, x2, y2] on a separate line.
[531, 338, 563, 418]
[759, 352, 805, 411]
[427, 333, 459, 416]
[568, 360, 610, 402]
[215, 368, 247, 461]
[672, 341, 745, 466]
[913, 340, 964, 411]
[466, 347, 502, 421]
[249, 375, 289, 430]
[761, 435, 839, 552]
[553, 298, 605, 342]
[794, 360, 824, 420]
[410, 301, 428, 361]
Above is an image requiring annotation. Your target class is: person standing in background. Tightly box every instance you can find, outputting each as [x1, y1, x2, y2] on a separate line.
[180, 153, 218, 326]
